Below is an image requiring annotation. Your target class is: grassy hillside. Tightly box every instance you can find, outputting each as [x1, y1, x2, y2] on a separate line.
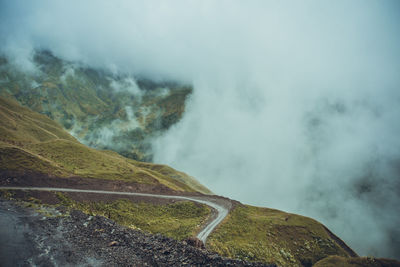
[0, 95, 76, 144]
[208, 204, 357, 267]
[0, 96, 211, 194]
[0, 51, 192, 161]
[313, 255, 400, 267]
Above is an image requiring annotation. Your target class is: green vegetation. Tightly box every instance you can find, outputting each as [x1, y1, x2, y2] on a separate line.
[134, 161, 212, 195]
[313, 255, 400, 267]
[56, 193, 211, 240]
[208, 205, 353, 267]
[0, 96, 211, 193]
[0, 145, 67, 176]
[0, 50, 192, 161]
[0, 96, 76, 144]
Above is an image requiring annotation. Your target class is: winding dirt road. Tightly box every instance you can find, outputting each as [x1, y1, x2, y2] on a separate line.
[0, 186, 230, 243]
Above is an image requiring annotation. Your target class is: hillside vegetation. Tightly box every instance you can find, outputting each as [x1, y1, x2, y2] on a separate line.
[313, 255, 400, 267]
[0, 96, 211, 194]
[208, 204, 357, 267]
[0, 51, 192, 161]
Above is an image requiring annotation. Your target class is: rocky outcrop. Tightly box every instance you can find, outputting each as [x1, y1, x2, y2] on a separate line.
[184, 237, 206, 249]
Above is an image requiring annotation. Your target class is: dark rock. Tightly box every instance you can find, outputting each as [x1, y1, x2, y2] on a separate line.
[184, 237, 205, 249]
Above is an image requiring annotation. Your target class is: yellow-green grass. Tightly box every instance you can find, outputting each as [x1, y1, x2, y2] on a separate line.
[0, 96, 76, 143]
[0, 144, 68, 176]
[208, 205, 352, 267]
[135, 162, 213, 194]
[24, 139, 153, 183]
[56, 193, 211, 240]
[313, 255, 400, 267]
[21, 138, 204, 191]
[0, 95, 210, 193]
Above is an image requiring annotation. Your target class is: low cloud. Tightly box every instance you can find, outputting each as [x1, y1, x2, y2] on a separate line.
[1, 0, 400, 258]
[110, 78, 142, 96]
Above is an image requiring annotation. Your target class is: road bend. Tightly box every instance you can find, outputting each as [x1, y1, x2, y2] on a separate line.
[0, 186, 229, 243]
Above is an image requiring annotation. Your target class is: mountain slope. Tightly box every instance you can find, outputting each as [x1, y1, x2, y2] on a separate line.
[0, 96, 211, 194]
[208, 204, 357, 266]
[0, 51, 192, 161]
[313, 255, 400, 267]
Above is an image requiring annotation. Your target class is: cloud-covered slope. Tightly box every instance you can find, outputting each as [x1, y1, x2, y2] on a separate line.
[0, 51, 192, 162]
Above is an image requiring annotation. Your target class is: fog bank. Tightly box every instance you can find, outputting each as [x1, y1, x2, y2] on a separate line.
[1, 0, 400, 258]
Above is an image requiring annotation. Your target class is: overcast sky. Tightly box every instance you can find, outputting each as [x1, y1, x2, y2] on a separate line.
[1, 0, 400, 259]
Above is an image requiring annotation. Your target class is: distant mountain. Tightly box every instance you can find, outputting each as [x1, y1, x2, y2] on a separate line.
[0, 50, 191, 161]
[0, 96, 211, 194]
